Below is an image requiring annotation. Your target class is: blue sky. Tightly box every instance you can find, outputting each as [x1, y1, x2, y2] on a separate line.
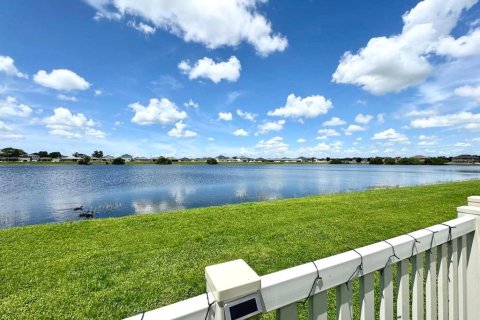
[0, 0, 479, 158]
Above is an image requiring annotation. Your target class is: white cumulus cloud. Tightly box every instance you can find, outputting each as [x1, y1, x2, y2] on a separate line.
[322, 117, 346, 126]
[255, 136, 288, 153]
[455, 85, 480, 103]
[85, 0, 287, 56]
[0, 55, 28, 78]
[418, 135, 438, 146]
[167, 121, 197, 138]
[435, 29, 480, 57]
[233, 128, 248, 136]
[43, 107, 104, 139]
[130, 98, 187, 125]
[179, 56, 241, 83]
[255, 120, 285, 135]
[85, 127, 106, 138]
[317, 128, 340, 137]
[127, 21, 156, 34]
[355, 114, 373, 124]
[0, 96, 32, 118]
[344, 124, 366, 135]
[218, 112, 233, 121]
[237, 109, 257, 122]
[57, 94, 77, 102]
[298, 141, 343, 155]
[184, 99, 199, 109]
[267, 94, 332, 119]
[0, 120, 24, 139]
[332, 0, 479, 94]
[34, 69, 90, 91]
[377, 113, 386, 123]
[455, 142, 472, 147]
[372, 128, 409, 143]
[410, 111, 480, 130]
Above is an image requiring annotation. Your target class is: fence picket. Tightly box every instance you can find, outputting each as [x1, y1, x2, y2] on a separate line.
[426, 247, 437, 320]
[438, 243, 449, 320]
[336, 284, 353, 320]
[309, 291, 328, 320]
[380, 265, 393, 320]
[359, 273, 374, 320]
[411, 252, 424, 320]
[458, 235, 467, 320]
[276, 303, 298, 320]
[448, 238, 459, 320]
[396, 259, 409, 320]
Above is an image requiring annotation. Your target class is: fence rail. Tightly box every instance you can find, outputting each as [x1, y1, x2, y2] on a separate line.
[125, 196, 480, 320]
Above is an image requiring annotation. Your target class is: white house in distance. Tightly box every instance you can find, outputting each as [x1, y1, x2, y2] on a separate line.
[60, 156, 83, 162]
[121, 154, 133, 162]
[102, 155, 115, 162]
[134, 156, 151, 162]
[18, 154, 40, 162]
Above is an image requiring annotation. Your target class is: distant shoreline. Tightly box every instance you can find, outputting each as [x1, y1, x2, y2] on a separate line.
[0, 161, 479, 166]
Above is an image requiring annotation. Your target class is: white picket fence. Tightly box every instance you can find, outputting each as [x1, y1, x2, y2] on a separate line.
[125, 196, 480, 320]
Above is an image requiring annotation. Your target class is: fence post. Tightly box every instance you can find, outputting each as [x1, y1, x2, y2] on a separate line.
[205, 259, 261, 320]
[457, 197, 480, 320]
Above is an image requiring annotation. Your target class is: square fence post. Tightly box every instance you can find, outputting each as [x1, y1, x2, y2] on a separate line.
[205, 259, 261, 320]
[457, 197, 480, 320]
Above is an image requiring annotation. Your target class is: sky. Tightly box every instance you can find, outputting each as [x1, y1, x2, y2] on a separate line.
[0, 0, 479, 158]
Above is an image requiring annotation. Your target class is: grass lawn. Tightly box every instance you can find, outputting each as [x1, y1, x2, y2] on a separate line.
[0, 180, 479, 319]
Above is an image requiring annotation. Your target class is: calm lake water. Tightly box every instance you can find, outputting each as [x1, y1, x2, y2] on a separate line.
[1, 164, 479, 228]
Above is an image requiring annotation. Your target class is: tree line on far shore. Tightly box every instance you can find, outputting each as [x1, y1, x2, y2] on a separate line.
[1, 147, 477, 166]
[0, 148, 219, 165]
[329, 156, 450, 165]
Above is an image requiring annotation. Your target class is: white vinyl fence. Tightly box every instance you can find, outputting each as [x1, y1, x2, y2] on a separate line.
[125, 196, 480, 320]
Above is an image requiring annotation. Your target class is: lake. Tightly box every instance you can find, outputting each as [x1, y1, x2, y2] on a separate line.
[1, 164, 479, 228]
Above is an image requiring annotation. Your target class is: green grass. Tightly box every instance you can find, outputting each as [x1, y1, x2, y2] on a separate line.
[0, 180, 479, 319]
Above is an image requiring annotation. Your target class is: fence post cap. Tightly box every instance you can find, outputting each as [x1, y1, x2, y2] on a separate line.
[457, 205, 480, 216]
[468, 196, 480, 207]
[206, 259, 260, 302]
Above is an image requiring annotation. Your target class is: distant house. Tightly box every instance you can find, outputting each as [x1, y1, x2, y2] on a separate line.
[18, 154, 39, 162]
[270, 158, 301, 163]
[39, 157, 52, 162]
[298, 157, 316, 163]
[413, 155, 428, 163]
[178, 157, 191, 162]
[102, 155, 115, 162]
[121, 154, 133, 162]
[18, 154, 31, 162]
[134, 156, 151, 162]
[0, 157, 19, 162]
[90, 157, 103, 163]
[452, 155, 478, 164]
[61, 156, 82, 162]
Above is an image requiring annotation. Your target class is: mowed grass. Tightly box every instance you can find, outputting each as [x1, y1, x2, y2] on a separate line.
[1, 180, 479, 319]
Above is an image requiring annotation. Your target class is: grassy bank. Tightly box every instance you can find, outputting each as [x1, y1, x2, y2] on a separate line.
[1, 180, 479, 319]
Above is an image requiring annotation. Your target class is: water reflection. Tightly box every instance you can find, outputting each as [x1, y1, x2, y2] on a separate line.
[0, 164, 479, 228]
[132, 200, 179, 214]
